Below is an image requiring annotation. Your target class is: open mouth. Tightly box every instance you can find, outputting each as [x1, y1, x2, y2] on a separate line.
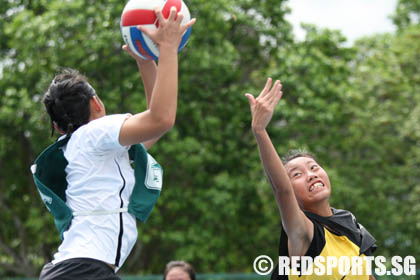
[309, 182, 324, 192]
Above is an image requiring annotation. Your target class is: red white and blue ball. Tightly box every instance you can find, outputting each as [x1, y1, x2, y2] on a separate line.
[121, 0, 192, 60]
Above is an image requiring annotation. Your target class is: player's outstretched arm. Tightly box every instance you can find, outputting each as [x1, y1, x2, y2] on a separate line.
[119, 7, 196, 147]
[122, 45, 160, 150]
[245, 78, 313, 256]
[122, 45, 157, 107]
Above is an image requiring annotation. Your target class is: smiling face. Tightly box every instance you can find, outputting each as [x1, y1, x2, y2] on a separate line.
[285, 156, 331, 210]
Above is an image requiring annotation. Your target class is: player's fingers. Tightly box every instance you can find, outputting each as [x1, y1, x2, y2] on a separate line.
[259, 78, 272, 98]
[261, 80, 279, 102]
[168, 6, 177, 21]
[154, 8, 165, 23]
[122, 44, 134, 53]
[175, 12, 184, 24]
[260, 79, 278, 103]
[122, 45, 134, 55]
[272, 90, 283, 107]
[270, 81, 283, 105]
[181, 18, 196, 32]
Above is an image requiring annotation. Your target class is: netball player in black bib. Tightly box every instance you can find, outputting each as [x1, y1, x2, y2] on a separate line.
[245, 79, 377, 280]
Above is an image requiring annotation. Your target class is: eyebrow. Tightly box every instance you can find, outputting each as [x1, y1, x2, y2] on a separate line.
[287, 160, 316, 174]
[287, 166, 299, 175]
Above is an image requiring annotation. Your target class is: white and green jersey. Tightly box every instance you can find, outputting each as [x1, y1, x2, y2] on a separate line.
[32, 114, 163, 271]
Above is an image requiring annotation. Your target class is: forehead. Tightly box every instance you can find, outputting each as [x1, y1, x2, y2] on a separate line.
[166, 268, 190, 280]
[285, 156, 317, 171]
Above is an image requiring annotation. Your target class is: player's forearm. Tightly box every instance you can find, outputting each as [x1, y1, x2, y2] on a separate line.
[253, 128, 311, 241]
[148, 47, 178, 127]
[137, 60, 161, 149]
[137, 60, 157, 108]
[253, 128, 294, 196]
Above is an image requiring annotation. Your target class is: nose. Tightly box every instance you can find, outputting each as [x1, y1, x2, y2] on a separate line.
[307, 172, 318, 182]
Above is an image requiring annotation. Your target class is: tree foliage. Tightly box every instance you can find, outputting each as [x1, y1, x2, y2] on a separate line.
[392, 0, 420, 29]
[0, 0, 419, 277]
[345, 25, 420, 257]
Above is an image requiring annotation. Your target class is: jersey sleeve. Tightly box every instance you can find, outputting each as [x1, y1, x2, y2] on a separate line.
[83, 114, 131, 153]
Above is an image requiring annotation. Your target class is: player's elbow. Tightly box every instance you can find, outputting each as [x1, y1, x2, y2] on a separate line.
[153, 114, 176, 133]
[160, 116, 175, 132]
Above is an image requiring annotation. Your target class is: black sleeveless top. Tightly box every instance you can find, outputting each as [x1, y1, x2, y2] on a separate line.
[271, 208, 377, 280]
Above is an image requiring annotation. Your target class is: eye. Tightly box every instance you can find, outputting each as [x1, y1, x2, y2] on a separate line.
[311, 164, 318, 170]
[292, 172, 302, 178]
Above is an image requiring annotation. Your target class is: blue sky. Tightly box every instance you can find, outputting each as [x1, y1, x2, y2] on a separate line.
[286, 0, 398, 44]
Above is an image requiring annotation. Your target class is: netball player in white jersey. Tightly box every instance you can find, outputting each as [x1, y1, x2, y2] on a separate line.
[38, 7, 195, 280]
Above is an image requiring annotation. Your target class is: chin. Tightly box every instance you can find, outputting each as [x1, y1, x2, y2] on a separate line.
[311, 189, 331, 202]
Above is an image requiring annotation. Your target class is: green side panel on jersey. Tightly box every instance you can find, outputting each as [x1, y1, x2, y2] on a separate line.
[128, 144, 162, 223]
[32, 137, 72, 240]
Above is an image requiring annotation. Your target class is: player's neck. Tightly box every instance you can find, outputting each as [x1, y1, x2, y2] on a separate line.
[305, 201, 332, 217]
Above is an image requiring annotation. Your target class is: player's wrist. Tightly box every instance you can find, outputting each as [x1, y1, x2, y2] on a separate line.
[136, 58, 155, 67]
[158, 45, 179, 56]
[252, 126, 267, 136]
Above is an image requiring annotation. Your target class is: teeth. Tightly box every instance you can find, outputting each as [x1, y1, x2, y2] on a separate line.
[310, 182, 324, 192]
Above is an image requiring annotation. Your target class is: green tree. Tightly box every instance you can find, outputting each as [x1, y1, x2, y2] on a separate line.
[392, 0, 420, 29]
[342, 24, 420, 258]
[1, 0, 419, 277]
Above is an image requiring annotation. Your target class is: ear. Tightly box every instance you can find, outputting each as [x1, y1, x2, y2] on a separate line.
[53, 122, 66, 135]
[90, 96, 104, 112]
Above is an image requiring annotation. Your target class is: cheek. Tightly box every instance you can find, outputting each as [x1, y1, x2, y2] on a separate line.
[320, 172, 331, 187]
[291, 181, 307, 199]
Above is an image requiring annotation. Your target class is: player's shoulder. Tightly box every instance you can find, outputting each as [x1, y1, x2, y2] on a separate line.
[68, 114, 130, 150]
[76, 114, 127, 135]
[89, 114, 129, 128]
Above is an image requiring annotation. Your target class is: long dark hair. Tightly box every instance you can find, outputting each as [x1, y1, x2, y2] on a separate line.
[43, 68, 96, 136]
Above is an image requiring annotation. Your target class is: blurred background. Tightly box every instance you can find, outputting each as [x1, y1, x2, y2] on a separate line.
[0, 0, 419, 278]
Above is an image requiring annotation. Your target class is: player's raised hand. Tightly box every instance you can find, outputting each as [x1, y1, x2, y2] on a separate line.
[245, 78, 283, 132]
[137, 7, 196, 51]
[122, 44, 147, 62]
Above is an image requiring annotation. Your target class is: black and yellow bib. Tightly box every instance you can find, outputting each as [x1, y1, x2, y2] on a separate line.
[271, 208, 377, 280]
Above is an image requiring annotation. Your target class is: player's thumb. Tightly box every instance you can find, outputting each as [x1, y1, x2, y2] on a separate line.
[122, 45, 130, 52]
[137, 25, 153, 38]
[245, 93, 255, 107]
